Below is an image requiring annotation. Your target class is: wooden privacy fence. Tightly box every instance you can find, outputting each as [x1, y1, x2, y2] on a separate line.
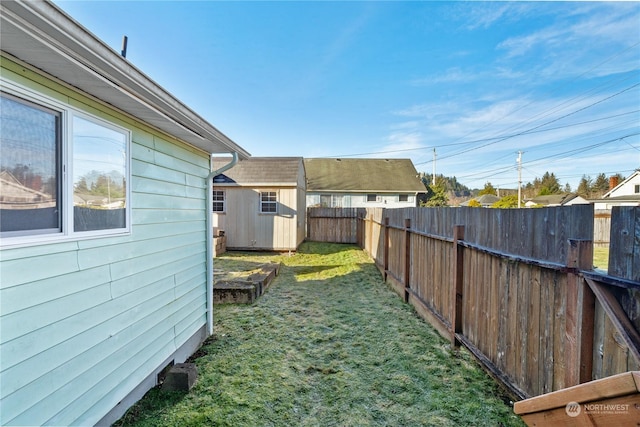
[593, 209, 611, 247]
[306, 205, 640, 400]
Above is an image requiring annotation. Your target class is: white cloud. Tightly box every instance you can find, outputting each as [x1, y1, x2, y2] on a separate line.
[411, 67, 480, 86]
[497, 2, 640, 80]
[460, 3, 534, 31]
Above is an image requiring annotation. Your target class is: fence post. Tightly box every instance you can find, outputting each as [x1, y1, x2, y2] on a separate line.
[451, 225, 465, 349]
[565, 239, 595, 386]
[356, 211, 362, 248]
[384, 217, 390, 281]
[404, 218, 411, 303]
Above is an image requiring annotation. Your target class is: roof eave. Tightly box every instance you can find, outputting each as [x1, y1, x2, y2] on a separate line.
[0, 0, 250, 159]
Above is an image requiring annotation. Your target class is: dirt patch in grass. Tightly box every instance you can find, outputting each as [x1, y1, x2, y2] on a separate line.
[115, 242, 524, 427]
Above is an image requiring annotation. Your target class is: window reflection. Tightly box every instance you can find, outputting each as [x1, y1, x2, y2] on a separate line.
[0, 93, 61, 234]
[73, 116, 127, 231]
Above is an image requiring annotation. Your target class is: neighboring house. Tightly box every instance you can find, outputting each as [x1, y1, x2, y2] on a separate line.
[592, 171, 640, 209]
[603, 171, 640, 198]
[460, 194, 501, 207]
[212, 157, 306, 251]
[304, 158, 426, 208]
[524, 193, 589, 208]
[0, 2, 249, 426]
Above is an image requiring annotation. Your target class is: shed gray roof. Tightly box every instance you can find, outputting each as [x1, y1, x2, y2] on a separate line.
[304, 158, 426, 193]
[213, 157, 303, 185]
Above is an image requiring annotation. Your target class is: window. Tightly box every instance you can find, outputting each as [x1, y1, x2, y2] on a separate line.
[635, 185, 640, 194]
[399, 194, 409, 202]
[212, 190, 225, 212]
[1, 87, 130, 243]
[260, 191, 277, 213]
[0, 93, 61, 235]
[72, 115, 127, 232]
[367, 194, 378, 202]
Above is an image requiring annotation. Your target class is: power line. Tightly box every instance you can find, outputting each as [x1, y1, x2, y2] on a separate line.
[415, 83, 640, 166]
[327, 109, 639, 159]
[453, 132, 640, 182]
[413, 41, 640, 160]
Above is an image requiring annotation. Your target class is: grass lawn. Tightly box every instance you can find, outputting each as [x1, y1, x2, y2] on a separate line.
[593, 246, 609, 272]
[115, 242, 524, 427]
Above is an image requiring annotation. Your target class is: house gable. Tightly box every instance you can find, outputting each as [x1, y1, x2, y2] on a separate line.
[603, 171, 640, 198]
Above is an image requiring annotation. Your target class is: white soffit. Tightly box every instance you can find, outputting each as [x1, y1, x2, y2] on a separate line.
[0, 0, 250, 159]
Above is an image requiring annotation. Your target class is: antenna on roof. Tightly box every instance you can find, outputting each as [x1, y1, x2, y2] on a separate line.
[121, 35, 128, 58]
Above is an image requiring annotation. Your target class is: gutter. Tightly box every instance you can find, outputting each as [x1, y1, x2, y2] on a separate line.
[206, 152, 239, 336]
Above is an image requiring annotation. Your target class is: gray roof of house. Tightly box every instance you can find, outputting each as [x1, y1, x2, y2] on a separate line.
[303, 158, 426, 193]
[213, 157, 303, 185]
[526, 193, 580, 206]
[592, 194, 640, 202]
[460, 194, 501, 206]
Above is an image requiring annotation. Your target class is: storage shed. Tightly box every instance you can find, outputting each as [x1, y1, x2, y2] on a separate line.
[0, 1, 249, 425]
[212, 157, 306, 251]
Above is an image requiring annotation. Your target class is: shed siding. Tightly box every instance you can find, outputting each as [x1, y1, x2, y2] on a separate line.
[0, 58, 210, 425]
[217, 186, 300, 250]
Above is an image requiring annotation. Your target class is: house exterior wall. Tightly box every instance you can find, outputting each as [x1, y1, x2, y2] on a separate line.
[1, 57, 210, 426]
[213, 186, 301, 250]
[608, 172, 640, 197]
[295, 162, 307, 248]
[306, 192, 417, 209]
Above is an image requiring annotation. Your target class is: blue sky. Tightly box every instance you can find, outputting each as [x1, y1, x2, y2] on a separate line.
[55, 1, 639, 190]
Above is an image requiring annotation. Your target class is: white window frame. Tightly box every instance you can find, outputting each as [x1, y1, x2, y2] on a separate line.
[367, 194, 379, 202]
[399, 194, 409, 202]
[259, 190, 278, 214]
[1, 79, 131, 248]
[212, 190, 225, 213]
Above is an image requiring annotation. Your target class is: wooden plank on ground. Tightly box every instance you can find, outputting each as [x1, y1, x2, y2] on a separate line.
[518, 394, 640, 427]
[514, 370, 640, 414]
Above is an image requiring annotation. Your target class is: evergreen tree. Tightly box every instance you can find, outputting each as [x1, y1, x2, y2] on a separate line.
[491, 195, 519, 208]
[592, 173, 610, 197]
[539, 171, 560, 195]
[422, 176, 449, 207]
[478, 181, 497, 196]
[576, 175, 592, 197]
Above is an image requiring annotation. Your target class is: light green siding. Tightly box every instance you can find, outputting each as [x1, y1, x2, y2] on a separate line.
[0, 58, 211, 425]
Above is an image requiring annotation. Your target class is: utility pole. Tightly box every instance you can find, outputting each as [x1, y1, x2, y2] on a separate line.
[432, 148, 436, 186]
[517, 151, 522, 208]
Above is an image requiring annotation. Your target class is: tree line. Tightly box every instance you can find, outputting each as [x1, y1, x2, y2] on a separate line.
[418, 171, 628, 207]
